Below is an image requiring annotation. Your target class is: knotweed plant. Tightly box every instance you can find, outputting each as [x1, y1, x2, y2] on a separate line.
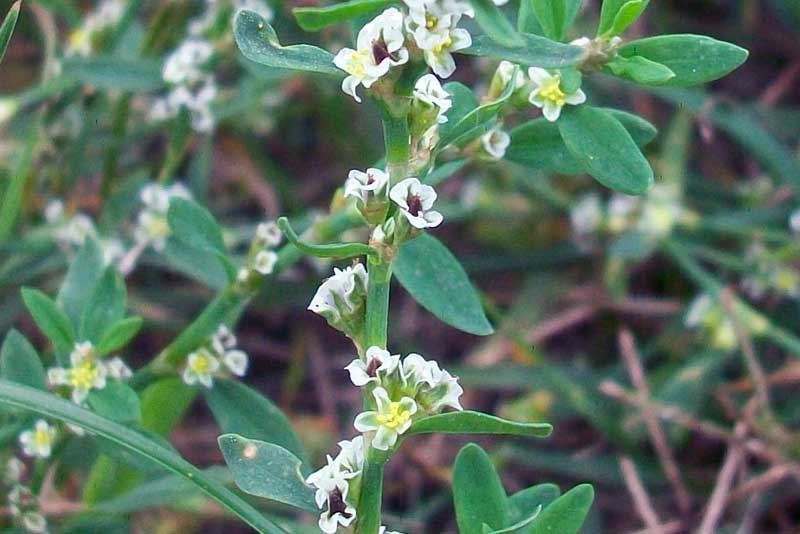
[0, 0, 758, 533]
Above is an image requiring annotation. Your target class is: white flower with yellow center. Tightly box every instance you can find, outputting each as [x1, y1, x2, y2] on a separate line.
[19, 420, 57, 459]
[345, 346, 401, 387]
[333, 8, 409, 102]
[481, 125, 510, 160]
[424, 26, 472, 79]
[413, 74, 452, 123]
[404, 0, 472, 50]
[135, 182, 192, 250]
[254, 250, 278, 275]
[355, 387, 418, 450]
[344, 168, 389, 205]
[528, 67, 586, 122]
[182, 347, 221, 388]
[390, 178, 443, 229]
[47, 342, 111, 404]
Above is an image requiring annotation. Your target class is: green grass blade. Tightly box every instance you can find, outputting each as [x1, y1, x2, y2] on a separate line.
[0, 379, 286, 534]
[0, 1, 21, 64]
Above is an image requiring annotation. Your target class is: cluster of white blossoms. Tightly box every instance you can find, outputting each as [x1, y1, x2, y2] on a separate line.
[47, 341, 132, 404]
[3, 459, 47, 534]
[741, 242, 800, 300]
[237, 221, 282, 284]
[65, 0, 125, 57]
[333, 0, 474, 102]
[152, 39, 218, 132]
[44, 200, 124, 265]
[134, 182, 192, 251]
[308, 264, 369, 339]
[182, 325, 249, 388]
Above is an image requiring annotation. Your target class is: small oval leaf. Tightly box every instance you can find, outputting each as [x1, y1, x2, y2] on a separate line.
[454, 443, 508, 534]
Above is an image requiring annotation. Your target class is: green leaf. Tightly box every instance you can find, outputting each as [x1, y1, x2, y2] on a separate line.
[486, 508, 543, 533]
[0, 380, 285, 534]
[278, 217, 375, 260]
[619, 34, 748, 86]
[140, 378, 198, 437]
[394, 234, 493, 336]
[0, 117, 36, 242]
[471, 0, 525, 47]
[424, 159, 468, 186]
[293, 0, 394, 32]
[163, 237, 230, 290]
[407, 411, 552, 437]
[531, 0, 567, 41]
[62, 56, 165, 91]
[526, 484, 594, 534]
[558, 105, 654, 195]
[605, 55, 675, 85]
[57, 239, 105, 326]
[167, 198, 227, 256]
[205, 379, 306, 461]
[507, 484, 561, 528]
[453, 443, 508, 534]
[0, 329, 46, 391]
[461, 33, 584, 68]
[609, 0, 649, 36]
[21, 288, 76, 354]
[506, 108, 656, 174]
[0, 1, 20, 65]
[80, 268, 127, 343]
[218, 433, 317, 512]
[438, 68, 518, 148]
[97, 317, 144, 355]
[598, 0, 633, 36]
[234, 10, 343, 76]
[87, 382, 142, 424]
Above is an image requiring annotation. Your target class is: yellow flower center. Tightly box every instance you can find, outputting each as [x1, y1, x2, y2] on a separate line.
[347, 50, 371, 77]
[432, 36, 453, 54]
[145, 215, 170, 238]
[190, 353, 212, 374]
[539, 77, 567, 107]
[33, 429, 51, 447]
[376, 402, 412, 430]
[425, 14, 438, 29]
[68, 360, 99, 390]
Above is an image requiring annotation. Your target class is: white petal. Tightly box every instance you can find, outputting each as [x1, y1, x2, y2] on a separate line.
[542, 101, 562, 122]
[565, 89, 587, 105]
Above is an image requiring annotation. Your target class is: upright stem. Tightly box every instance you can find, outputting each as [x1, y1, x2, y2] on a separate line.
[381, 106, 410, 185]
[356, 455, 386, 534]
[364, 259, 392, 350]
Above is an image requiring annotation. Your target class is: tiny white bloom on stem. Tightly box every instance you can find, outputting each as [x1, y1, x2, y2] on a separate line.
[306, 457, 358, 534]
[333, 8, 409, 102]
[344, 168, 389, 204]
[19, 420, 57, 459]
[481, 125, 510, 160]
[162, 39, 214, 85]
[336, 435, 366, 475]
[401, 353, 463, 411]
[254, 250, 278, 275]
[256, 221, 282, 247]
[222, 350, 249, 377]
[182, 348, 221, 388]
[212, 325, 237, 354]
[570, 194, 603, 237]
[390, 178, 443, 229]
[106, 357, 133, 380]
[308, 264, 369, 322]
[379, 527, 406, 534]
[424, 27, 471, 78]
[528, 67, 586, 122]
[354, 387, 418, 451]
[413, 74, 452, 123]
[345, 346, 401, 387]
[47, 342, 109, 404]
[496, 60, 525, 91]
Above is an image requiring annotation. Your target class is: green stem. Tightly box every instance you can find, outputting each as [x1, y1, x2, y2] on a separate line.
[356, 458, 386, 534]
[364, 259, 392, 350]
[381, 107, 410, 184]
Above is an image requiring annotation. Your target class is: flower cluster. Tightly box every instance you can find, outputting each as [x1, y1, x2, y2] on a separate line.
[65, 0, 125, 57]
[741, 242, 800, 300]
[305, 436, 364, 533]
[47, 341, 132, 404]
[308, 264, 369, 342]
[237, 221, 282, 284]
[134, 182, 192, 251]
[44, 200, 124, 265]
[3, 458, 47, 534]
[182, 325, 249, 388]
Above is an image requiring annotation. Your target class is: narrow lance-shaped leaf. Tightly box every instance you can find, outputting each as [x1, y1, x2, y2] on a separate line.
[461, 33, 584, 68]
[407, 410, 552, 437]
[0, 1, 21, 65]
[471, 0, 525, 48]
[234, 10, 343, 76]
[453, 444, 508, 534]
[97, 317, 144, 355]
[605, 55, 675, 85]
[21, 288, 76, 355]
[558, 105, 654, 195]
[293, 0, 394, 32]
[394, 234, 494, 336]
[618, 34, 748, 86]
[609, 0, 649, 36]
[218, 433, 318, 512]
[0, 380, 286, 534]
[278, 217, 376, 259]
[57, 238, 105, 326]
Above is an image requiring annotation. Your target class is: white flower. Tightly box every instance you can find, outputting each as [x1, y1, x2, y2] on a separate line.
[44, 200, 64, 223]
[212, 325, 237, 355]
[607, 194, 640, 233]
[336, 435, 366, 475]
[254, 250, 278, 275]
[495, 60, 525, 91]
[390, 178, 443, 229]
[19, 420, 57, 459]
[424, 27, 471, 78]
[481, 125, 510, 160]
[344, 168, 389, 204]
[413, 74, 452, 123]
[492, 0, 509, 5]
[308, 264, 369, 322]
[354, 387, 418, 451]
[182, 348, 221, 388]
[222, 349, 249, 377]
[684, 294, 713, 328]
[47, 342, 109, 404]
[66, 0, 125, 56]
[106, 357, 133, 380]
[401, 353, 463, 411]
[638, 184, 682, 237]
[570, 194, 603, 237]
[333, 8, 409, 102]
[163, 39, 214, 85]
[403, 0, 473, 77]
[380, 527, 405, 534]
[21, 512, 48, 534]
[345, 346, 401, 387]
[256, 221, 282, 247]
[135, 182, 192, 250]
[306, 457, 358, 534]
[54, 213, 97, 248]
[528, 67, 586, 122]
